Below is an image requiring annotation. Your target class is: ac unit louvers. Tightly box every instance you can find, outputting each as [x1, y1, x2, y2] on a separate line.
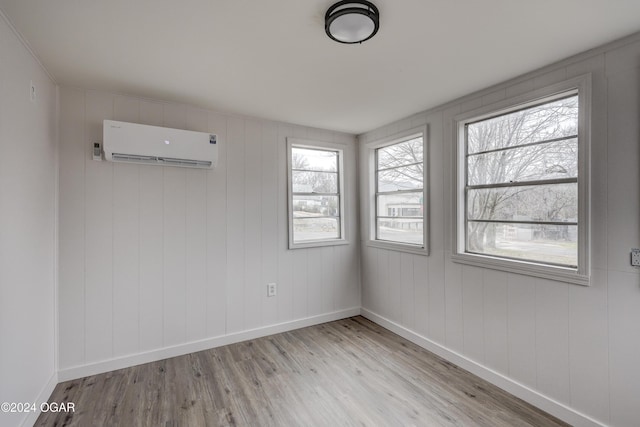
[103, 120, 217, 169]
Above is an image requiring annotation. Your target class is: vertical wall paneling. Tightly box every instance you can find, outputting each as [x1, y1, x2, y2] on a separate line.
[276, 124, 294, 322]
[162, 104, 188, 346]
[506, 274, 537, 387]
[58, 88, 86, 367]
[387, 251, 401, 322]
[444, 260, 463, 352]
[461, 265, 484, 363]
[427, 251, 445, 343]
[137, 94, 167, 352]
[426, 109, 447, 344]
[333, 244, 352, 311]
[184, 108, 209, 342]
[291, 248, 308, 319]
[291, 126, 312, 319]
[84, 91, 114, 362]
[185, 169, 207, 342]
[225, 117, 246, 333]
[244, 120, 263, 330]
[112, 96, 140, 358]
[112, 163, 140, 357]
[441, 105, 460, 253]
[138, 166, 164, 351]
[162, 167, 187, 346]
[205, 112, 227, 337]
[413, 255, 428, 337]
[376, 250, 390, 319]
[608, 270, 640, 427]
[307, 249, 324, 317]
[400, 253, 415, 330]
[606, 67, 640, 273]
[360, 246, 374, 313]
[340, 132, 360, 309]
[568, 268, 610, 423]
[321, 246, 336, 313]
[427, 111, 444, 251]
[261, 122, 279, 325]
[534, 279, 570, 403]
[482, 270, 508, 374]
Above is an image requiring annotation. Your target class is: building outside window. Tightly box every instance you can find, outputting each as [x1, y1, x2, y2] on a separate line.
[366, 127, 428, 255]
[287, 139, 346, 249]
[453, 76, 591, 285]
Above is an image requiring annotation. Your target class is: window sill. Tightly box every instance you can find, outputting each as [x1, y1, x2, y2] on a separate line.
[289, 239, 349, 250]
[451, 252, 590, 286]
[367, 240, 428, 256]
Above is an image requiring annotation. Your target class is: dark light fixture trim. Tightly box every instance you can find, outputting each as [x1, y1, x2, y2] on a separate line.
[325, 1, 380, 44]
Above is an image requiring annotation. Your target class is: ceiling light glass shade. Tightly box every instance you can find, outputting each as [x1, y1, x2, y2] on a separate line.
[325, 1, 379, 44]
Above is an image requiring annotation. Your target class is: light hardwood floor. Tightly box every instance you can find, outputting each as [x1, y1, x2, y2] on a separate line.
[37, 317, 568, 426]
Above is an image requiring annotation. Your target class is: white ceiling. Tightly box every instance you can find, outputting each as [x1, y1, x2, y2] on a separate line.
[2, 0, 640, 134]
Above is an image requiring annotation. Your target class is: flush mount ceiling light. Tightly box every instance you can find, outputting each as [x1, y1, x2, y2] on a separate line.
[325, 1, 380, 44]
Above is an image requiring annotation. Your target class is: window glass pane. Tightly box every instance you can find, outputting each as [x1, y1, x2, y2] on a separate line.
[377, 137, 423, 170]
[292, 195, 339, 217]
[468, 138, 577, 186]
[292, 147, 337, 172]
[289, 143, 344, 247]
[468, 183, 577, 222]
[292, 170, 338, 193]
[467, 95, 578, 154]
[293, 217, 339, 242]
[467, 222, 577, 267]
[377, 164, 423, 191]
[377, 193, 423, 218]
[377, 218, 423, 246]
[373, 135, 425, 248]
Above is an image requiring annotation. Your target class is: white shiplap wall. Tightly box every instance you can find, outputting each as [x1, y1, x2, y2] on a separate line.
[358, 36, 640, 426]
[57, 88, 360, 378]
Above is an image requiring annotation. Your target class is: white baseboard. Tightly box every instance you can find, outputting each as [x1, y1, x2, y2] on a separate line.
[58, 307, 361, 382]
[360, 308, 604, 427]
[20, 372, 58, 427]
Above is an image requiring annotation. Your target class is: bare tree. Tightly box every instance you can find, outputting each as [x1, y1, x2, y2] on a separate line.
[377, 138, 423, 190]
[466, 96, 578, 251]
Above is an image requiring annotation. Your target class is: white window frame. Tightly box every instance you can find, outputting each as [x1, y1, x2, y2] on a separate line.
[452, 75, 591, 286]
[287, 138, 348, 249]
[365, 126, 429, 256]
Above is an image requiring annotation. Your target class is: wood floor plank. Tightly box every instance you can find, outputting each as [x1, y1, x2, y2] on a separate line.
[36, 317, 568, 426]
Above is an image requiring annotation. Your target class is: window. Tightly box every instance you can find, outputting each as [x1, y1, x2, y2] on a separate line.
[287, 139, 346, 249]
[366, 127, 428, 255]
[454, 76, 590, 285]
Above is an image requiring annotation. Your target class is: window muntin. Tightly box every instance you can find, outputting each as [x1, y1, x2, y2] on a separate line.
[288, 143, 344, 247]
[375, 136, 425, 247]
[463, 93, 579, 268]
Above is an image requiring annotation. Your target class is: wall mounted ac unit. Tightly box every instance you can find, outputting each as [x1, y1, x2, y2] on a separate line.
[103, 120, 217, 169]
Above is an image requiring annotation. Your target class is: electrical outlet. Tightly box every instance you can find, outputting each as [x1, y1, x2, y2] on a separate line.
[631, 249, 640, 267]
[267, 283, 277, 297]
